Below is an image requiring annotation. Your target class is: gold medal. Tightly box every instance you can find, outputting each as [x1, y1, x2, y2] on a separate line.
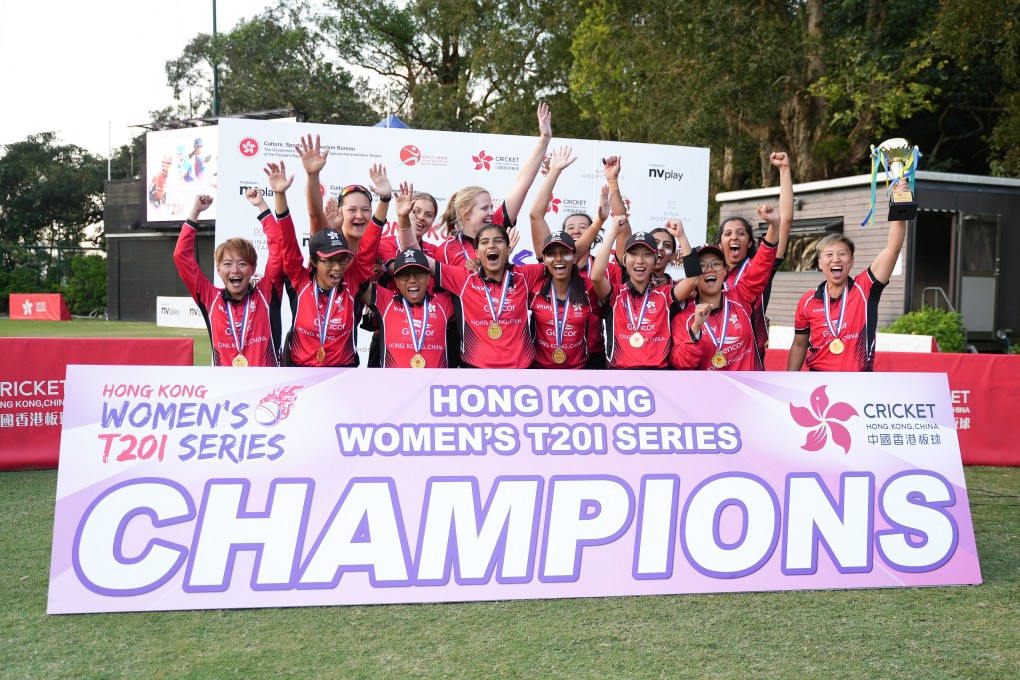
[410, 353, 427, 369]
[231, 354, 249, 367]
[551, 347, 567, 365]
[316, 346, 326, 363]
[488, 323, 503, 340]
[711, 352, 727, 368]
[830, 338, 845, 355]
[629, 332, 644, 348]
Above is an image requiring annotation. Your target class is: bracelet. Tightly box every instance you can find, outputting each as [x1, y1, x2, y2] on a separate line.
[379, 195, 392, 203]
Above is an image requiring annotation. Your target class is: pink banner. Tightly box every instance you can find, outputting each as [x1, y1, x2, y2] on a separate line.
[10, 293, 71, 320]
[48, 366, 981, 614]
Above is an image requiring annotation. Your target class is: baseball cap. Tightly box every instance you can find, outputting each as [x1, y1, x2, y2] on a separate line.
[542, 231, 577, 254]
[697, 244, 726, 261]
[625, 231, 657, 253]
[393, 248, 431, 275]
[310, 229, 352, 259]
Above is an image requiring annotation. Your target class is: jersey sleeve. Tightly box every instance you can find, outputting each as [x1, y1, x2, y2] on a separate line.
[668, 307, 708, 369]
[434, 262, 469, 294]
[173, 220, 213, 305]
[794, 290, 813, 333]
[271, 209, 309, 287]
[730, 240, 779, 305]
[259, 210, 286, 292]
[346, 215, 384, 286]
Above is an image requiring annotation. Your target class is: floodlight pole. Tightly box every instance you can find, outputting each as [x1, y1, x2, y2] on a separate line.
[212, 0, 220, 117]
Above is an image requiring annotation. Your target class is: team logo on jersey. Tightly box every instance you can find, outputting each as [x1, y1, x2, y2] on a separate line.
[238, 137, 259, 157]
[790, 385, 859, 454]
[254, 386, 303, 426]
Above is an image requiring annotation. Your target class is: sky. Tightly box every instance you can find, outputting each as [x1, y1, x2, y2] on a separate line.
[0, 0, 278, 158]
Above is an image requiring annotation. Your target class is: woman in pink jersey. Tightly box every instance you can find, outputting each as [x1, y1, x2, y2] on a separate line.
[173, 191, 284, 367]
[262, 162, 389, 367]
[434, 103, 553, 267]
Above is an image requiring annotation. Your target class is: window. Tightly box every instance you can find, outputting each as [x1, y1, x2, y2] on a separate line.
[755, 218, 844, 272]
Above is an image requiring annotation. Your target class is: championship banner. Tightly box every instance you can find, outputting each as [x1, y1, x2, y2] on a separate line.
[213, 118, 709, 276]
[48, 366, 980, 614]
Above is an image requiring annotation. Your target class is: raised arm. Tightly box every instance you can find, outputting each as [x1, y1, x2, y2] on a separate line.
[499, 102, 553, 224]
[574, 184, 611, 258]
[263, 161, 295, 217]
[368, 163, 393, 225]
[871, 180, 909, 284]
[296, 134, 329, 235]
[529, 145, 577, 257]
[591, 215, 626, 302]
[770, 152, 794, 257]
[395, 182, 418, 252]
[667, 220, 699, 301]
[604, 157, 630, 265]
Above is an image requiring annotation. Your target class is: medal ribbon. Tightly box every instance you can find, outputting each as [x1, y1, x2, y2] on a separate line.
[316, 286, 338, 349]
[403, 296, 430, 355]
[623, 286, 651, 333]
[702, 297, 730, 354]
[483, 271, 512, 325]
[823, 283, 848, 341]
[458, 233, 472, 263]
[552, 282, 573, 347]
[224, 291, 252, 356]
[723, 258, 750, 292]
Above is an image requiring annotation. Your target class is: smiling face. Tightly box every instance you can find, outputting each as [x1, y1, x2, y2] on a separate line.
[395, 267, 430, 305]
[817, 236, 855, 289]
[542, 243, 575, 283]
[216, 249, 255, 300]
[624, 245, 657, 287]
[411, 198, 437, 241]
[313, 253, 353, 290]
[719, 218, 752, 267]
[460, 192, 494, 238]
[697, 253, 727, 297]
[476, 225, 510, 279]
[341, 192, 372, 240]
[563, 214, 592, 240]
[651, 230, 676, 274]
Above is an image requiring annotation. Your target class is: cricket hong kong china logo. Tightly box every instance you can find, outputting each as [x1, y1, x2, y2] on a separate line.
[254, 386, 304, 427]
[473, 150, 493, 171]
[789, 385, 859, 454]
[547, 195, 562, 214]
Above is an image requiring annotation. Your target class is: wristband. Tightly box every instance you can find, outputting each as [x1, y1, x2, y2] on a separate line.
[379, 195, 392, 203]
[683, 252, 702, 278]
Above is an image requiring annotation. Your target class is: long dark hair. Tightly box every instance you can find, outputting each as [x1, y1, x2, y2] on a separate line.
[714, 216, 759, 260]
[539, 261, 588, 307]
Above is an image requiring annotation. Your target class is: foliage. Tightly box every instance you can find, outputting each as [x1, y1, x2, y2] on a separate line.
[59, 254, 107, 316]
[0, 249, 51, 314]
[882, 306, 967, 353]
[165, 1, 376, 125]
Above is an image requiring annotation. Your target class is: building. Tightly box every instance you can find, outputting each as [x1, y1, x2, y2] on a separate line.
[716, 171, 1020, 349]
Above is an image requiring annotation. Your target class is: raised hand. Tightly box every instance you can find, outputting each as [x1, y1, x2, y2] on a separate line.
[608, 214, 628, 238]
[508, 226, 521, 253]
[757, 202, 779, 226]
[603, 156, 621, 182]
[394, 181, 414, 218]
[548, 145, 576, 174]
[368, 163, 393, 199]
[263, 162, 295, 194]
[296, 134, 328, 175]
[324, 197, 343, 231]
[193, 194, 214, 213]
[665, 219, 686, 239]
[464, 259, 480, 273]
[244, 187, 266, 207]
[769, 151, 790, 169]
[691, 302, 713, 334]
[537, 102, 552, 139]
[598, 185, 611, 221]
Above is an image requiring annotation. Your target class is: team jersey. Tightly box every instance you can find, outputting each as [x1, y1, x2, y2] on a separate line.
[603, 281, 681, 369]
[435, 204, 512, 266]
[365, 286, 454, 368]
[794, 268, 887, 372]
[529, 277, 600, 369]
[377, 233, 441, 267]
[278, 210, 380, 367]
[435, 261, 546, 368]
[578, 255, 620, 357]
[669, 296, 759, 371]
[173, 217, 283, 367]
[724, 241, 785, 366]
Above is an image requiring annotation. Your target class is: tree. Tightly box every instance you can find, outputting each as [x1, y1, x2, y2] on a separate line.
[165, 2, 376, 125]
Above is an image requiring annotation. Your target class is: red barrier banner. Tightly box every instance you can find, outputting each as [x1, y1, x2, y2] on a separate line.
[0, 338, 193, 470]
[10, 294, 71, 320]
[764, 350, 1020, 467]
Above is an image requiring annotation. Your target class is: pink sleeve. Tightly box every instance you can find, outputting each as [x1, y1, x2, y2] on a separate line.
[347, 216, 383, 286]
[668, 308, 708, 370]
[730, 241, 778, 305]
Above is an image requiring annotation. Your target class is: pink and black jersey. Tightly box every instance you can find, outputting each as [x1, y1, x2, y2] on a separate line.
[278, 210, 380, 367]
[435, 204, 512, 266]
[794, 268, 887, 372]
[603, 281, 681, 369]
[724, 242, 784, 366]
[435, 261, 546, 368]
[173, 217, 283, 367]
[529, 277, 600, 370]
[366, 286, 454, 368]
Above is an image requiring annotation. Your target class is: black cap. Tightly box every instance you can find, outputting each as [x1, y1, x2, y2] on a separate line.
[625, 231, 657, 253]
[393, 248, 430, 275]
[697, 244, 726, 261]
[309, 229, 351, 259]
[542, 231, 577, 254]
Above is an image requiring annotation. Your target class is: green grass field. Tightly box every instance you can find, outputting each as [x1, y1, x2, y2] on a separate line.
[1, 319, 1018, 677]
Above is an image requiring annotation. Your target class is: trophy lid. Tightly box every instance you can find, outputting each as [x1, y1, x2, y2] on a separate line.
[878, 138, 915, 163]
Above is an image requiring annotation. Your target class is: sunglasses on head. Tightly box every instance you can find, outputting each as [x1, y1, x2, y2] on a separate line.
[339, 184, 372, 200]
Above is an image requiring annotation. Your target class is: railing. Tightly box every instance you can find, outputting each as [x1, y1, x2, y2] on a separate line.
[921, 286, 955, 311]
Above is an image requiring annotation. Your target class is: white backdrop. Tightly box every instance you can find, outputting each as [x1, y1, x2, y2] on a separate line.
[213, 118, 710, 273]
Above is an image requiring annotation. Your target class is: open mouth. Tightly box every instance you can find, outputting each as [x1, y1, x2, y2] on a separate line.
[486, 251, 500, 264]
[830, 266, 845, 279]
[228, 276, 244, 287]
[705, 274, 718, 284]
[406, 282, 421, 296]
[552, 263, 567, 275]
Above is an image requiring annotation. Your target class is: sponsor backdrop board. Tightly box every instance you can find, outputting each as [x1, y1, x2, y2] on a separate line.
[156, 296, 207, 330]
[49, 366, 980, 614]
[146, 129, 220, 223]
[214, 118, 709, 273]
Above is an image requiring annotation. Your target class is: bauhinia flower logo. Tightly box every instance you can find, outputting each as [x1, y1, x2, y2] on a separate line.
[790, 385, 859, 454]
[473, 150, 493, 171]
[547, 196, 561, 214]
